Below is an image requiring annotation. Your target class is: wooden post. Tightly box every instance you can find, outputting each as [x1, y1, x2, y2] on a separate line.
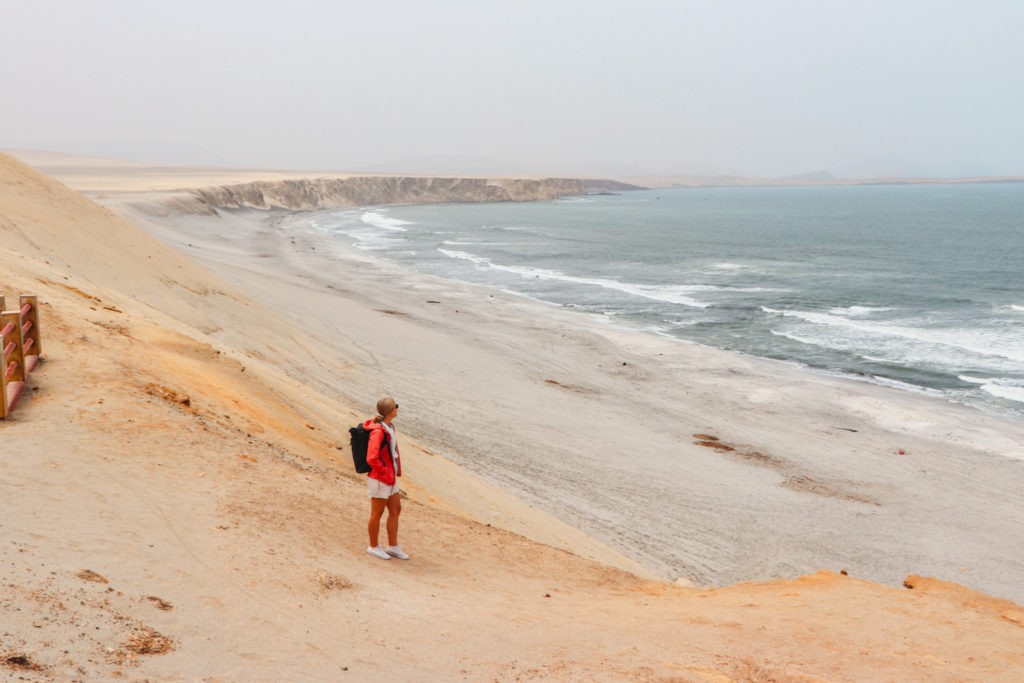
[20, 294, 41, 364]
[1, 309, 25, 419]
[0, 316, 8, 419]
[0, 295, 43, 417]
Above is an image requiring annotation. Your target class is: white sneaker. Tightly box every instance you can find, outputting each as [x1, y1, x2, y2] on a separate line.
[366, 546, 391, 560]
[385, 545, 410, 560]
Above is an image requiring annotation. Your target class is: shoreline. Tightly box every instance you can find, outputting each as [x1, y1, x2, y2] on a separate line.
[114, 195, 1024, 602]
[329, 189, 1024, 423]
[269, 201, 1024, 445]
[341, 197, 1024, 424]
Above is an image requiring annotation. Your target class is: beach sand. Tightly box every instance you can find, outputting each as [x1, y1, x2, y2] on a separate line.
[2, 151, 1023, 681]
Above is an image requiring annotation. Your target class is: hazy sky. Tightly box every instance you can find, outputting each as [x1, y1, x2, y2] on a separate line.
[2, 0, 1022, 178]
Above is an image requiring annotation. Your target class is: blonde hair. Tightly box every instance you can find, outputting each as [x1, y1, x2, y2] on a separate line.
[373, 396, 398, 423]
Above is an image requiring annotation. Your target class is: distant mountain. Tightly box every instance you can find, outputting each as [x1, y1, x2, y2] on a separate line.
[782, 170, 834, 181]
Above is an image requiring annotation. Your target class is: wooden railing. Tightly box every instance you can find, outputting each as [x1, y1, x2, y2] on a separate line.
[1, 294, 42, 419]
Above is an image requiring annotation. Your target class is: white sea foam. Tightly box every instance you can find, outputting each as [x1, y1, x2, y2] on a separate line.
[360, 210, 413, 232]
[497, 288, 560, 306]
[958, 375, 997, 385]
[981, 383, 1024, 404]
[828, 305, 895, 316]
[868, 376, 944, 396]
[330, 208, 360, 217]
[762, 308, 1024, 364]
[769, 329, 823, 348]
[341, 226, 407, 251]
[352, 236, 404, 251]
[1011, 305, 1024, 313]
[438, 249, 491, 266]
[770, 332, 950, 394]
[438, 249, 711, 308]
[957, 376, 1024, 404]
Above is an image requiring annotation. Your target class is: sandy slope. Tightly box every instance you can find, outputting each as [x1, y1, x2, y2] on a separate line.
[2, 152, 1023, 681]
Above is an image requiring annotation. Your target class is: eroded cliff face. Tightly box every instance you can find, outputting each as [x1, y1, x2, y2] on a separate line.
[191, 176, 598, 211]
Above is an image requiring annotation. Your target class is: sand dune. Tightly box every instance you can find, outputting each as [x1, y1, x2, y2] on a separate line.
[2, 152, 1022, 681]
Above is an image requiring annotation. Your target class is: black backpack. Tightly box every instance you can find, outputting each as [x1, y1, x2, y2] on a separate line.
[348, 423, 373, 473]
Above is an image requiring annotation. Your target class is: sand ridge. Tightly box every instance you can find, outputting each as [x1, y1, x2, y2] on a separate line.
[2, 152, 1023, 681]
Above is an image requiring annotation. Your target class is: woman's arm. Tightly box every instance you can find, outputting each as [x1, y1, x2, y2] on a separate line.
[366, 427, 386, 474]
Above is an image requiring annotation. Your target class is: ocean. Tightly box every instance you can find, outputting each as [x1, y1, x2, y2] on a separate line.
[303, 183, 1024, 418]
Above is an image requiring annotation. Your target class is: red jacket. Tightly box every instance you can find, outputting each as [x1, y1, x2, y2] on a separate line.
[364, 419, 401, 485]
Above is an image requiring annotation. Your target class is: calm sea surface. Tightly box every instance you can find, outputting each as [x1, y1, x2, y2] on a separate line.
[304, 183, 1024, 417]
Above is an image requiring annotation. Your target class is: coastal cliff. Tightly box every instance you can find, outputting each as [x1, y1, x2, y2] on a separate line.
[190, 176, 641, 211]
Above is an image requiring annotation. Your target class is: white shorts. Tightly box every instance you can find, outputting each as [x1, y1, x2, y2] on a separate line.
[367, 477, 400, 499]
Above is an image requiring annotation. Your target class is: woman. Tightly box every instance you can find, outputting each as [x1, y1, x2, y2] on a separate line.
[364, 397, 409, 560]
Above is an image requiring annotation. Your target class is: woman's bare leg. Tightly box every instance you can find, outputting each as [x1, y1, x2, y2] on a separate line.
[385, 493, 401, 547]
[368, 497, 388, 547]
